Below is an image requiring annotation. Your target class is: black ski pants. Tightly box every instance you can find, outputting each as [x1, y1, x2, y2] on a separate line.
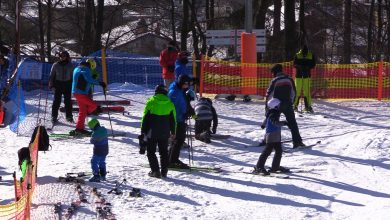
[195, 120, 211, 135]
[52, 83, 73, 120]
[256, 142, 282, 170]
[147, 138, 169, 174]
[279, 102, 302, 144]
[169, 122, 186, 164]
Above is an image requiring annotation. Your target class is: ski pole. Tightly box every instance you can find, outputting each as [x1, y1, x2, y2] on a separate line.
[186, 119, 191, 169]
[188, 118, 194, 165]
[104, 89, 114, 138]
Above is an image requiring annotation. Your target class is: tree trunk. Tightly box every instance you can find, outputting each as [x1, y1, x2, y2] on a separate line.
[298, 0, 306, 47]
[189, 0, 200, 77]
[180, 0, 189, 51]
[170, 0, 176, 43]
[46, 0, 52, 62]
[386, 0, 390, 61]
[367, 0, 375, 62]
[38, 0, 45, 61]
[376, 0, 383, 61]
[82, 0, 94, 56]
[342, 0, 351, 64]
[273, 0, 281, 36]
[94, 0, 104, 51]
[284, 0, 296, 60]
[206, 0, 215, 57]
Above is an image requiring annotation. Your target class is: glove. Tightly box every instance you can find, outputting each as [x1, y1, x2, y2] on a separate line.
[191, 114, 198, 120]
[167, 65, 175, 72]
[212, 127, 217, 134]
[99, 81, 107, 89]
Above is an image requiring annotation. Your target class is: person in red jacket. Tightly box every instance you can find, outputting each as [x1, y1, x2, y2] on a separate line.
[159, 41, 178, 87]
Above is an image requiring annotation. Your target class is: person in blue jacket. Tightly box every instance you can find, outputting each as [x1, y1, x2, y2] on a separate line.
[168, 74, 194, 169]
[174, 51, 191, 80]
[72, 61, 106, 134]
[88, 118, 109, 182]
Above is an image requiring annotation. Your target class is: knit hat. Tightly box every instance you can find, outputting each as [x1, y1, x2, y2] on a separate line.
[88, 118, 100, 129]
[155, 84, 168, 95]
[177, 74, 191, 86]
[270, 64, 283, 75]
[267, 98, 281, 110]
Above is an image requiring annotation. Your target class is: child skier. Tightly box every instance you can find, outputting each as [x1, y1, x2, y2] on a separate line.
[253, 98, 289, 175]
[88, 118, 109, 182]
[194, 97, 218, 143]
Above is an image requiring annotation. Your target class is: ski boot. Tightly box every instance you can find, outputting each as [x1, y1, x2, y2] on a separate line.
[269, 166, 291, 173]
[252, 167, 270, 176]
[293, 141, 306, 149]
[148, 171, 161, 178]
[89, 175, 101, 182]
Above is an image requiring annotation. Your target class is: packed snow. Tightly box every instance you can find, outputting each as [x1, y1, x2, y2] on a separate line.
[1, 83, 390, 220]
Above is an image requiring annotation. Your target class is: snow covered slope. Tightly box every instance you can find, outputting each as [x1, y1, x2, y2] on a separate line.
[1, 84, 390, 219]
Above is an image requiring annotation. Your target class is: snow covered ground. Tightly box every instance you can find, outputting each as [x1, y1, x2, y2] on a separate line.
[1, 83, 390, 220]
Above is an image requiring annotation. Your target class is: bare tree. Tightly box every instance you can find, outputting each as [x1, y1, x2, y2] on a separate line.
[180, 0, 189, 51]
[367, 0, 375, 62]
[206, 0, 215, 57]
[82, 0, 94, 56]
[170, 0, 176, 42]
[38, 0, 45, 61]
[298, 0, 305, 47]
[284, 0, 296, 60]
[273, 0, 281, 36]
[342, 0, 351, 64]
[386, 0, 390, 61]
[94, 0, 104, 51]
[376, 0, 383, 61]
[46, 0, 52, 61]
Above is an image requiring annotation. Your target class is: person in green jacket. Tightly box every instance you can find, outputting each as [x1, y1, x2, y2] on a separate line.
[293, 45, 316, 112]
[17, 147, 31, 181]
[141, 84, 176, 178]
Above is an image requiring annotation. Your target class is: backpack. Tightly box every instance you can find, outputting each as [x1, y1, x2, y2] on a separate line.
[30, 126, 52, 152]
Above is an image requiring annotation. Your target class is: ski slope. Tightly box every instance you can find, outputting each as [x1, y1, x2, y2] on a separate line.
[1, 83, 390, 220]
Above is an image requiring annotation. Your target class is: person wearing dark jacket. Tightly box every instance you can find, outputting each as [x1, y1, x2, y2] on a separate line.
[194, 97, 218, 143]
[141, 85, 176, 178]
[0, 54, 9, 92]
[168, 74, 193, 169]
[160, 41, 178, 87]
[293, 45, 316, 112]
[253, 98, 289, 175]
[87, 118, 109, 182]
[266, 64, 305, 149]
[49, 51, 74, 123]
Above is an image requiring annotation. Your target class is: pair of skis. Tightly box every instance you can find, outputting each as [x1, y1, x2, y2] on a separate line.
[92, 187, 116, 220]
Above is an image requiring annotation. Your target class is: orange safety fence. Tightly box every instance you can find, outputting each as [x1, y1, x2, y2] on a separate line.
[200, 56, 390, 100]
[0, 127, 39, 220]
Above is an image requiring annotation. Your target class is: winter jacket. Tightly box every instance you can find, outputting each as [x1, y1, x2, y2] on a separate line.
[72, 66, 100, 95]
[194, 98, 218, 131]
[265, 109, 287, 143]
[175, 60, 191, 80]
[168, 82, 188, 123]
[49, 61, 74, 88]
[141, 93, 176, 139]
[160, 48, 178, 80]
[266, 72, 296, 104]
[90, 126, 109, 156]
[294, 50, 316, 78]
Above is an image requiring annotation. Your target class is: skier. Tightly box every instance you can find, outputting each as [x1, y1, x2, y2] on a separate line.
[159, 41, 178, 87]
[72, 61, 106, 134]
[141, 84, 176, 178]
[265, 64, 305, 148]
[87, 118, 109, 182]
[168, 74, 194, 169]
[174, 51, 191, 80]
[194, 97, 218, 144]
[49, 51, 74, 123]
[253, 98, 289, 175]
[17, 147, 31, 181]
[293, 44, 316, 112]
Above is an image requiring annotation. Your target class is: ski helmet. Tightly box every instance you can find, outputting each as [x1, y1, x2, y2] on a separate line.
[86, 58, 97, 70]
[155, 84, 168, 95]
[267, 98, 281, 110]
[88, 118, 100, 129]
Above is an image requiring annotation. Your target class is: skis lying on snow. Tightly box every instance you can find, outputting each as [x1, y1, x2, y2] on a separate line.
[107, 178, 127, 195]
[64, 200, 81, 220]
[58, 173, 86, 184]
[49, 131, 126, 138]
[243, 171, 290, 179]
[141, 164, 223, 173]
[60, 106, 125, 113]
[284, 141, 322, 153]
[92, 187, 117, 220]
[71, 99, 131, 106]
[54, 202, 62, 220]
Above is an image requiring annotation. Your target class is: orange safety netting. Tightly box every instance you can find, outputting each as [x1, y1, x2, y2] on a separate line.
[200, 56, 390, 100]
[0, 128, 39, 220]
